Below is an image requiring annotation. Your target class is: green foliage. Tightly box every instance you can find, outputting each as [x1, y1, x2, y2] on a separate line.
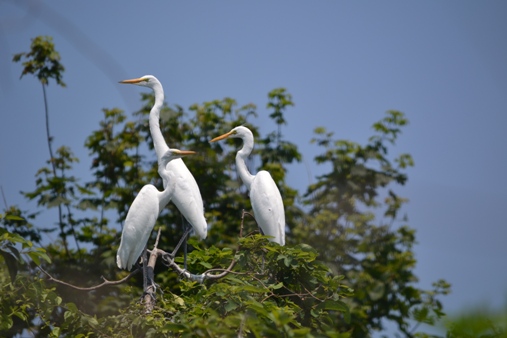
[1, 206, 41, 243]
[0, 226, 56, 336]
[298, 111, 448, 337]
[77, 237, 352, 338]
[445, 306, 507, 338]
[12, 35, 72, 257]
[21, 146, 85, 257]
[12, 35, 66, 87]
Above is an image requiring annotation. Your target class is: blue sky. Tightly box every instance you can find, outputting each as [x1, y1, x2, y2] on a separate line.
[1, 0, 506, 325]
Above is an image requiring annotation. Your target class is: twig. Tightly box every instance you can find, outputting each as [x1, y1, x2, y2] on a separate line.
[41, 83, 69, 258]
[38, 265, 140, 291]
[240, 209, 246, 238]
[0, 185, 8, 209]
[259, 279, 326, 303]
[153, 227, 162, 248]
[242, 210, 256, 224]
[156, 248, 236, 283]
[238, 313, 246, 338]
[409, 321, 421, 335]
[242, 209, 264, 239]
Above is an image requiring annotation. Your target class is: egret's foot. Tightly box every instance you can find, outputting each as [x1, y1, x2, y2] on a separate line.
[147, 278, 159, 291]
[141, 283, 158, 302]
[161, 253, 174, 267]
[139, 291, 156, 302]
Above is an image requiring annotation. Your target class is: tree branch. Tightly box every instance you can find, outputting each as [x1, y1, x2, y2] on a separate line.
[38, 265, 140, 291]
[143, 228, 162, 313]
[159, 249, 237, 283]
[156, 211, 250, 283]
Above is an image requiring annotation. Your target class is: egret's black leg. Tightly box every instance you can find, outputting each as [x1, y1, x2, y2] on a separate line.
[169, 223, 193, 258]
[137, 246, 159, 302]
[183, 222, 189, 270]
[140, 247, 156, 301]
[257, 228, 266, 271]
[142, 246, 148, 291]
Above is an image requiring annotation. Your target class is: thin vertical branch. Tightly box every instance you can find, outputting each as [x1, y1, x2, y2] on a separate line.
[98, 114, 108, 234]
[64, 203, 81, 254]
[42, 83, 55, 174]
[143, 228, 162, 314]
[0, 185, 8, 209]
[42, 83, 68, 257]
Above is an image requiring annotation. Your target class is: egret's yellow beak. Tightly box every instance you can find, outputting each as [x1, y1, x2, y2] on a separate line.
[210, 131, 234, 142]
[119, 77, 144, 84]
[174, 150, 196, 156]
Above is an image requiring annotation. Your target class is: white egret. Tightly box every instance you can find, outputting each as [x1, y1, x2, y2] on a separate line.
[118, 75, 207, 269]
[117, 149, 197, 270]
[210, 126, 285, 245]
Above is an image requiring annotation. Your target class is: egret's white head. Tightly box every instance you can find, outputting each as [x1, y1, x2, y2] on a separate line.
[160, 149, 196, 166]
[209, 126, 253, 142]
[119, 75, 159, 89]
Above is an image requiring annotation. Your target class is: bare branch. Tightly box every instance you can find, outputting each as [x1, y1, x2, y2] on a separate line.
[240, 209, 246, 238]
[143, 227, 163, 313]
[38, 265, 140, 291]
[241, 210, 256, 226]
[0, 185, 8, 208]
[155, 246, 238, 283]
[153, 226, 162, 248]
[241, 209, 263, 239]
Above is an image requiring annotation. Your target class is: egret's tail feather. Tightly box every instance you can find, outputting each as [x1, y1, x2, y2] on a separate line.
[116, 249, 133, 270]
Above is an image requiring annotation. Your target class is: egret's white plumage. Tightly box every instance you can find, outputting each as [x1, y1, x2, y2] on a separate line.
[117, 75, 207, 270]
[116, 149, 198, 270]
[210, 126, 285, 245]
[117, 149, 197, 270]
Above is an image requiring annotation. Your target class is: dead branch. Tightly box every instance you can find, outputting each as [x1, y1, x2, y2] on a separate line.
[143, 228, 162, 313]
[37, 210, 249, 291]
[154, 248, 235, 283]
[38, 265, 140, 291]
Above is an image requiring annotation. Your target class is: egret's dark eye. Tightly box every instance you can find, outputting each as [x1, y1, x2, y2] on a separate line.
[143, 78, 149, 82]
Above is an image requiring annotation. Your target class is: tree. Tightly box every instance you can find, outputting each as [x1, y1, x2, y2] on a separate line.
[0, 36, 449, 337]
[445, 306, 507, 338]
[299, 112, 449, 337]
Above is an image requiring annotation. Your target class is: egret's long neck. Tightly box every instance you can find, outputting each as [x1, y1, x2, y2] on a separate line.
[235, 136, 255, 190]
[149, 81, 170, 160]
[157, 156, 176, 210]
[158, 185, 173, 212]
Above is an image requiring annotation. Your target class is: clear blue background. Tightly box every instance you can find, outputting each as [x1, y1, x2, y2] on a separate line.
[1, 0, 506, 323]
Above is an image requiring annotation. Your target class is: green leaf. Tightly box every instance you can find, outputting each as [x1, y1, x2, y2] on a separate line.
[84, 316, 99, 329]
[224, 300, 238, 312]
[27, 251, 40, 265]
[162, 322, 187, 331]
[240, 284, 266, 293]
[26, 247, 51, 265]
[3, 215, 25, 221]
[12, 310, 28, 321]
[64, 310, 73, 321]
[199, 261, 213, 269]
[0, 250, 19, 282]
[316, 300, 349, 313]
[271, 282, 284, 290]
[50, 326, 60, 338]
